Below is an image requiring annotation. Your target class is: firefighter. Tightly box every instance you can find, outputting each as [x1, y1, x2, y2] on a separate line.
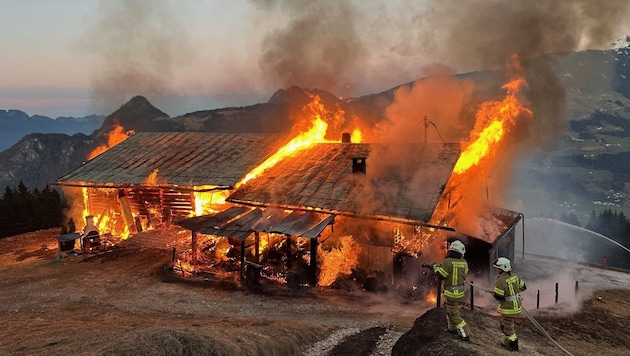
[493, 256, 527, 352]
[430, 239, 471, 342]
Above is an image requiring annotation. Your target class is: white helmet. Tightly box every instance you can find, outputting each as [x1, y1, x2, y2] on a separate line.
[493, 257, 512, 272]
[448, 240, 466, 255]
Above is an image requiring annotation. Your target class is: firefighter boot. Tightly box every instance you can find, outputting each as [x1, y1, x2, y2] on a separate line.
[508, 340, 519, 352]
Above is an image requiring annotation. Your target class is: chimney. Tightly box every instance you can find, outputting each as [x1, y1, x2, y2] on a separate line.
[352, 157, 366, 174]
[341, 132, 351, 143]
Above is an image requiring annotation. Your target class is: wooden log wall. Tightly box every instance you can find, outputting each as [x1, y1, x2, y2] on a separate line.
[87, 187, 195, 226]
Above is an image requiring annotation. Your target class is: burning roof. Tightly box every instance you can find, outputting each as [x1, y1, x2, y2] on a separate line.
[227, 142, 460, 225]
[56, 132, 292, 190]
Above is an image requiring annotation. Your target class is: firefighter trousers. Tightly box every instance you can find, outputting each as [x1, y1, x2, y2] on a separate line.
[500, 313, 519, 341]
[445, 297, 470, 338]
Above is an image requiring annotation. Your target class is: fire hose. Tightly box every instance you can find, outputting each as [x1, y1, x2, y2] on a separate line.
[464, 281, 574, 356]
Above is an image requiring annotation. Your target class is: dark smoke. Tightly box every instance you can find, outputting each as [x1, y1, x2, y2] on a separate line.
[417, 0, 630, 71]
[253, 0, 367, 97]
[77, 0, 193, 113]
[254, 1, 630, 94]
[342, 0, 630, 237]
[414, 0, 630, 150]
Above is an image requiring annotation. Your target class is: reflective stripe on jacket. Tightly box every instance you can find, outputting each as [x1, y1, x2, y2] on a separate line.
[493, 272, 527, 315]
[433, 257, 469, 300]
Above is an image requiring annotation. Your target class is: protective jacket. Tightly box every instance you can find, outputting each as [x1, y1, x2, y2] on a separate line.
[432, 256, 469, 300]
[493, 272, 527, 314]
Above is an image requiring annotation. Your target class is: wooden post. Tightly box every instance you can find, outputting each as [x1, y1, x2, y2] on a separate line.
[254, 232, 260, 264]
[555, 282, 559, 303]
[537, 290, 540, 309]
[309, 237, 318, 286]
[172, 247, 176, 262]
[240, 239, 246, 281]
[470, 281, 474, 311]
[575, 281, 579, 295]
[117, 189, 138, 235]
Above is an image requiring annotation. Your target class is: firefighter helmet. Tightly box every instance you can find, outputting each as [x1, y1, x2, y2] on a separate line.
[493, 257, 512, 272]
[448, 240, 466, 255]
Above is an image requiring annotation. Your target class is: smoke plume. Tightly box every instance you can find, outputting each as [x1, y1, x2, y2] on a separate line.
[414, 0, 630, 72]
[353, 0, 630, 238]
[253, 1, 630, 95]
[253, 0, 367, 97]
[77, 0, 193, 114]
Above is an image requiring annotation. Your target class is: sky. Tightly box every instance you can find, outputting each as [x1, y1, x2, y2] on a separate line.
[2, 0, 630, 118]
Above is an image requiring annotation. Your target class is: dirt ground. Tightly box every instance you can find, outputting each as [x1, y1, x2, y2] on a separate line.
[1, 228, 629, 355]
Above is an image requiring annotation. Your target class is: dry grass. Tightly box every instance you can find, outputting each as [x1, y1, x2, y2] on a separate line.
[4, 229, 629, 356]
[0, 229, 412, 356]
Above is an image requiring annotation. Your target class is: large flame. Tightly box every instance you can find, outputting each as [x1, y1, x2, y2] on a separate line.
[453, 55, 532, 175]
[78, 187, 131, 239]
[88, 123, 134, 160]
[237, 118, 331, 187]
[317, 235, 360, 287]
[432, 54, 533, 237]
[236, 94, 362, 188]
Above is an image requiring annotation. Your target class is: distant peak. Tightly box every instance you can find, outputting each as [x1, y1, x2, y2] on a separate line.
[114, 95, 166, 116]
[124, 95, 152, 107]
[97, 95, 170, 134]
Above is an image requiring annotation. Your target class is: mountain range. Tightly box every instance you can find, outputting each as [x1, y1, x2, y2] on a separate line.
[0, 110, 104, 152]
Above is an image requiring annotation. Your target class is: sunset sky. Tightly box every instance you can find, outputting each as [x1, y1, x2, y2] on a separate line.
[1, 1, 275, 117]
[1, 0, 629, 118]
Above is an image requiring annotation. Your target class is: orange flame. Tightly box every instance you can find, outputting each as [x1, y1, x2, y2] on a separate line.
[431, 55, 533, 237]
[81, 187, 90, 227]
[351, 128, 363, 143]
[237, 118, 332, 187]
[78, 187, 132, 239]
[236, 95, 348, 188]
[88, 123, 134, 160]
[145, 169, 159, 185]
[193, 190, 230, 216]
[317, 235, 360, 287]
[453, 55, 532, 175]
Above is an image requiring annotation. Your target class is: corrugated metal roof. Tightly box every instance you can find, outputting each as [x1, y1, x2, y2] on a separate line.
[56, 132, 291, 189]
[227, 142, 461, 224]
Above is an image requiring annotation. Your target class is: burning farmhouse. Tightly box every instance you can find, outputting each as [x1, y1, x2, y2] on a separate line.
[54, 129, 521, 290]
[54, 59, 533, 289]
